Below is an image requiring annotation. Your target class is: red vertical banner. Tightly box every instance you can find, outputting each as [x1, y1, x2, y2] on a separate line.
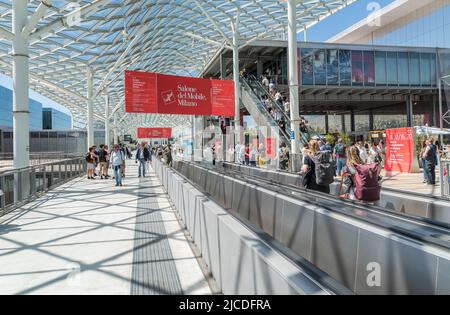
[266, 138, 277, 158]
[385, 127, 415, 173]
[137, 128, 172, 139]
[210, 79, 235, 116]
[125, 71, 157, 113]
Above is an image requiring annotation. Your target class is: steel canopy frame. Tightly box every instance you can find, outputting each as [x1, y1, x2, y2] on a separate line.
[0, 0, 358, 133]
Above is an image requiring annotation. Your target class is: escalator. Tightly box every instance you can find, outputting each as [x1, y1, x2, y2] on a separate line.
[240, 75, 321, 147]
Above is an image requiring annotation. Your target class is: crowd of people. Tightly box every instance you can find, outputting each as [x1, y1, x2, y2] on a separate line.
[85, 142, 175, 187]
[301, 138, 384, 204]
[85, 143, 132, 186]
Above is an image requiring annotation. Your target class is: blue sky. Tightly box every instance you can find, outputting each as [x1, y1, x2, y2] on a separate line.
[0, 0, 395, 118]
[304, 0, 394, 42]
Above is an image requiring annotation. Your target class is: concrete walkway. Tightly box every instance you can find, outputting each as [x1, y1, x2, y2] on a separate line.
[0, 160, 211, 295]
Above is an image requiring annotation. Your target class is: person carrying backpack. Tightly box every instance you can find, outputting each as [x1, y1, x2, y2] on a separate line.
[333, 138, 347, 176]
[301, 139, 334, 194]
[339, 146, 381, 203]
[110, 144, 125, 187]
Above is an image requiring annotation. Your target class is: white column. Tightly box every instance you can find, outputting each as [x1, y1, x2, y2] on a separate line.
[288, 0, 301, 171]
[191, 115, 195, 162]
[232, 24, 241, 150]
[87, 68, 94, 149]
[104, 94, 110, 147]
[113, 114, 118, 145]
[12, 0, 29, 170]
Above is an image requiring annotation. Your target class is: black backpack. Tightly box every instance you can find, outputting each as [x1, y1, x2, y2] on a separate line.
[312, 152, 335, 186]
[85, 153, 91, 163]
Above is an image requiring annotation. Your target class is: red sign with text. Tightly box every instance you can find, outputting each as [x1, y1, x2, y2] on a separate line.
[385, 127, 415, 173]
[266, 138, 277, 158]
[137, 128, 172, 139]
[125, 71, 235, 116]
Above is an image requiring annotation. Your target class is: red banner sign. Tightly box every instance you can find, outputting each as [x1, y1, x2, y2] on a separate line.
[125, 71, 235, 116]
[266, 138, 277, 158]
[137, 128, 172, 139]
[385, 127, 415, 173]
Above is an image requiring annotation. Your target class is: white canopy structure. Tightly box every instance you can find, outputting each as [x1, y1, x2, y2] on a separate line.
[0, 0, 358, 170]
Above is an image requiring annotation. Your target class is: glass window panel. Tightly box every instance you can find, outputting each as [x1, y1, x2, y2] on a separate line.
[398, 52, 409, 86]
[409, 52, 420, 86]
[386, 52, 398, 86]
[352, 51, 363, 86]
[431, 54, 437, 86]
[301, 48, 314, 85]
[363, 51, 375, 86]
[355, 114, 370, 132]
[420, 53, 431, 86]
[339, 50, 351, 86]
[313, 49, 326, 85]
[326, 49, 339, 85]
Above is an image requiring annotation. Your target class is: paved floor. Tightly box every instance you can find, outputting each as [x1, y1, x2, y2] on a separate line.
[0, 160, 211, 295]
[380, 170, 442, 196]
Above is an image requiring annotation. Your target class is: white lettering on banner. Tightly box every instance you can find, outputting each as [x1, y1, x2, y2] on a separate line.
[176, 85, 207, 107]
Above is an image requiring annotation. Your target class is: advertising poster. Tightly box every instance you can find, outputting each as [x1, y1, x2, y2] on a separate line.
[327, 49, 339, 85]
[363, 51, 375, 85]
[339, 50, 351, 86]
[301, 48, 314, 85]
[125, 71, 235, 116]
[137, 128, 172, 139]
[351, 51, 363, 85]
[385, 127, 415, 173]
[314, 49, 326, 85]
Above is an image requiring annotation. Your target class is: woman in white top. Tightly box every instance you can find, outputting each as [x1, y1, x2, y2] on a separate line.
[368, 143, 380, 164]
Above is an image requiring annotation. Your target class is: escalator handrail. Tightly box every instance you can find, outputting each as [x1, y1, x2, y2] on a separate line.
[246, 74, 292, 126]
[240, 78, 291, 144]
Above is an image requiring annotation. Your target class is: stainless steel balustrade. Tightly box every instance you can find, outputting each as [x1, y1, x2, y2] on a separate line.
[0, 157, 86, 217]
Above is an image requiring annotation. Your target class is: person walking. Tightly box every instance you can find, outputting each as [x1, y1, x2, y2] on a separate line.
[301, 139, 333, 194]
[423, 139, 436, 185]
[98, 144, 109, 179]
[135, 142, 151, 178]
[110, 144, 125, 187]
[86, 147, 97, 180]
[340, 146, 381, 204]
[333, 138, 347, 176]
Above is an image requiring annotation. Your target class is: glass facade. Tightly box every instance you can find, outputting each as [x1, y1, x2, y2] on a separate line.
[369, 3, 450, 48]
[0, 86, 72, 131]
[299, 47, 437, 88]
[0, 86, 43, 130]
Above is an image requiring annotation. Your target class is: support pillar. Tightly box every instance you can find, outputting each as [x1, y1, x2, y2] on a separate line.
[369, 110, 374, 131]
[287, 0, 301, 172]
[350, 109, 356, 133]
[406, 96, 413, 127]
[13, 0, 30, 170]
[325, 114, 329, 134]
[104, 94, 110, 147]
[113, 114, 118, 145]
[13, 0, 30, 203]
[341, 114, 346, 133]
[87, 68, 94, 149]
[191, 115, 195, 162]
[232, 18, 241, 152]
[432, 94, 437, 127]
[220, 53, 226, 80]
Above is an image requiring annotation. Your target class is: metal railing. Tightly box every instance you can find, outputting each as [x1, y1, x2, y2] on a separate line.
[0, 157, 87, 217]
[0, 152, 83, 169]
[442, 160, 450, 197]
